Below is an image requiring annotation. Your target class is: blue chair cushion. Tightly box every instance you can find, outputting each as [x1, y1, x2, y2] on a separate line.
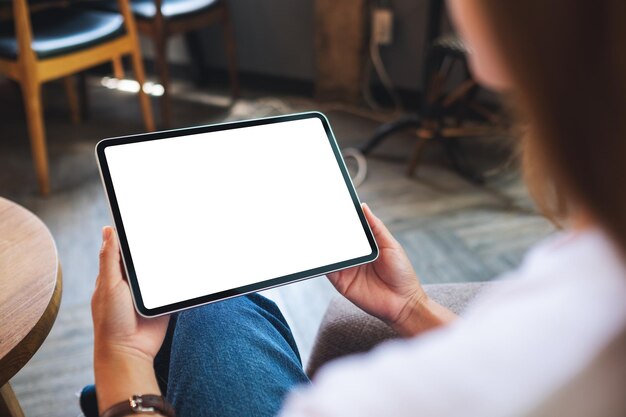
[0, 8, 125, 60]
[94, 0, 220, 20]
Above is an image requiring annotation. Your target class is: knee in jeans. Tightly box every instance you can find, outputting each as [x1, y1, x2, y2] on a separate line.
[175, 295, 252, 332]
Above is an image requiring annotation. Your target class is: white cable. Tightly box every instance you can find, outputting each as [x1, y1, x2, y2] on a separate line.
[365, 2, 404, 115]
[342, 147, 368, 188]
[362, 54, 384, 111]
[369, 37, 403, 114]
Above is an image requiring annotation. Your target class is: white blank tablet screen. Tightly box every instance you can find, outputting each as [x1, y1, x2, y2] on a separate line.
[105, 117, 372, 309]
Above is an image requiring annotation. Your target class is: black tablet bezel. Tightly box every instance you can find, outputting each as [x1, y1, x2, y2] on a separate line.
[96, 111, 378, 317]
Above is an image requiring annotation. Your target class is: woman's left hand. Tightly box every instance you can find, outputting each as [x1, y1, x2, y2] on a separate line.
[91, 226, 169, 362]
[91, 226, 168, 413]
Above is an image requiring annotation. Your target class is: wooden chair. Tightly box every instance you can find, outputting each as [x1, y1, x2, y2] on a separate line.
[0, 0, 155, 195]
[96, 0, 240, 128]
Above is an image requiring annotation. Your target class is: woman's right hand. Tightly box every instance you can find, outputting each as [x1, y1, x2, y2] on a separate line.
[327, 204, 429, 334]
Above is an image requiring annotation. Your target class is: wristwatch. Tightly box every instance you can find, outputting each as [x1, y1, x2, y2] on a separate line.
[101, 394, 176, 417]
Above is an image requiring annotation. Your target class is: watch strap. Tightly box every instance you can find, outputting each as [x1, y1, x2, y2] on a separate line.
[101, 394, 176, 417]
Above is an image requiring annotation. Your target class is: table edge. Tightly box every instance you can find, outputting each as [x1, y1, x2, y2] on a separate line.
[0, 264, 63, 386]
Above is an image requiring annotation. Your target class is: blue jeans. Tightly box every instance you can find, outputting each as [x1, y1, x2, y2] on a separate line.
[80, 294, 310, 417]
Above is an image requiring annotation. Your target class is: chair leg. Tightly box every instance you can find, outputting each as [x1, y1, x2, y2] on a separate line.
[112, 55, 125, 79]
[63, 76, 80, 124]
[20, 77, 50, 195]
[222, 3, 240, 99]
[153, 34, 172, 128]
[78, 72, 90, 121]
[184, 30, 209, 86]
[0, 383, 25, 417]
[128, 52, 155, 132]
[406, 136, 429, 177]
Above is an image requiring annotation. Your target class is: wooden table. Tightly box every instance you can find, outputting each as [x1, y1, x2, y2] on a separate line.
[0, 197, 62, 417]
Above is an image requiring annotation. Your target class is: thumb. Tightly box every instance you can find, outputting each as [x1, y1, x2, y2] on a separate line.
[98, 226, 123, 286]
[362, 203, 399, 250]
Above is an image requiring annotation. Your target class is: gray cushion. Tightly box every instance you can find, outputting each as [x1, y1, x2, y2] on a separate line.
[306, 282, 490, 377]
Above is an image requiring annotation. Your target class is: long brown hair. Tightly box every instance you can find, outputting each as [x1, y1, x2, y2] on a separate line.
[478, 1, 626, 255]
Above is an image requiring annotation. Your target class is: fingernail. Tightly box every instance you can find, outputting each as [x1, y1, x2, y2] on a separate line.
[102, 227, 111, 242]
[363, 203, 378, 218]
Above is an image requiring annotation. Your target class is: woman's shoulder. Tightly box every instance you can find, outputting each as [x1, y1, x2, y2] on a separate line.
[444, 227, 626, 415]
[523, 228, 626, 281]
[465, 228, 626, 338]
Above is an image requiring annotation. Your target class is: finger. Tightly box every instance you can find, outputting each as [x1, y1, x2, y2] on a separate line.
[362, 203, 400, 249]
[98, 226, 123, 287]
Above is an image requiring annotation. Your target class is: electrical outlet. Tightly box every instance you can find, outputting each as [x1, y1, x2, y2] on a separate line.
[372, 8, 394, 46]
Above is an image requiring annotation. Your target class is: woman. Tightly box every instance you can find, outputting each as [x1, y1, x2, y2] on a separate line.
[87, 1, 626, 416]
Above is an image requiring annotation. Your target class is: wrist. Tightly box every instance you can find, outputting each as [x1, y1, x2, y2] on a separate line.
[95, 342, 155, 366]
[391, 295, 457, 337]
[94, 345, 161, 414]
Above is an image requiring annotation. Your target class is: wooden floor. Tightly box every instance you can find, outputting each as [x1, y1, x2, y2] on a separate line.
[0, 77, 553, 416]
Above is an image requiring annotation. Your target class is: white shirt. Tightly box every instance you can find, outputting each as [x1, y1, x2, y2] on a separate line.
[280, 229, 626, 417]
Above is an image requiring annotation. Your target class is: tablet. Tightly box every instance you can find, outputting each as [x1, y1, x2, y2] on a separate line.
[96, 112, 378, 317]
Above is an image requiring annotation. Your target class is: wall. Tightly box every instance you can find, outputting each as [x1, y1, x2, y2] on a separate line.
[155, 0, 432, 91]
